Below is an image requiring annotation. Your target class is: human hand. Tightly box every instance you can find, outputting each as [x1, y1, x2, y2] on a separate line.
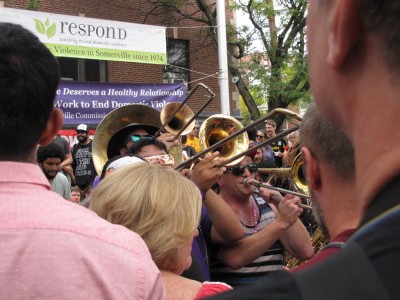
[275, 195, 302, 229]
[156, 132, 180, 152]
[190, 152, 226, 193]
[180, 168, 192, 179]
[257, 182, 284, 206]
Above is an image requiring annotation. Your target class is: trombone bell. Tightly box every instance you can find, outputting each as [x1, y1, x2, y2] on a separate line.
[199, 114, 249, 166]
[160, 102, 195, 136]
[258, 154, 308, 194]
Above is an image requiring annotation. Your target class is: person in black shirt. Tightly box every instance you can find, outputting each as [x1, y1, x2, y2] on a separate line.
[72, 124, 97, 191]
[265, 119, 287, 167]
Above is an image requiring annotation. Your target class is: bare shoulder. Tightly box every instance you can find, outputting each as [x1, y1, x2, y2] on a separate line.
[161, 271, 202, 300]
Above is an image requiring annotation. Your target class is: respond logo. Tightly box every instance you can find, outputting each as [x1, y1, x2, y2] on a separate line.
[34, 18, 56, 38]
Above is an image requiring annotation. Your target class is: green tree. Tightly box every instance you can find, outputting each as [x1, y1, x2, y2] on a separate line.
[234, 0, 311, 126]
[143, 0, 310, 127]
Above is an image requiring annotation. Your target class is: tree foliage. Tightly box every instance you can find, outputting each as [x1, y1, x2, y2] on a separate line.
[142, 0, 311, 127]
[234, 0, 311, 126]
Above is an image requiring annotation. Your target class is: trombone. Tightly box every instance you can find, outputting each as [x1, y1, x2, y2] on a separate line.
[244, 179, 312, 210]
[174, 108, 302, 170]
[258, 153, 308, 194]
[154, 83, 215, 140]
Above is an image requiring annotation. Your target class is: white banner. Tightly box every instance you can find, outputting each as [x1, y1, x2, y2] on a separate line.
[0, 7, 167, 64]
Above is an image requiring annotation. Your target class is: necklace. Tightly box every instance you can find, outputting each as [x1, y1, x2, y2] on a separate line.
[251, 196, 259, 233]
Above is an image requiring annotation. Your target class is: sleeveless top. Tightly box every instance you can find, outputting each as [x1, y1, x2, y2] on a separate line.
[210, 195, 284, 286]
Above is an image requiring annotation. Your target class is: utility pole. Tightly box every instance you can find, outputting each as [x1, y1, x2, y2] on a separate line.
[216, 0, 230, 115]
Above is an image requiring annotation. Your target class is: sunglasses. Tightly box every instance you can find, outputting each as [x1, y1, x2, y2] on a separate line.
[143, 154, 175, 167]
[129, 134, 154, 143]
[225, 163, 258, 177]
[256, 135, 265, 139]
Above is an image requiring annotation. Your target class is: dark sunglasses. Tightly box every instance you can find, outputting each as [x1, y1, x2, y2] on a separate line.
[226, 163, 258, 176]
[129, 134, 154, 143]
[256, 135, 265, 138]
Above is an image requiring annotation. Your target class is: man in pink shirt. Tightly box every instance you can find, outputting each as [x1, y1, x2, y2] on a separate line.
[0, 23, 165, 299]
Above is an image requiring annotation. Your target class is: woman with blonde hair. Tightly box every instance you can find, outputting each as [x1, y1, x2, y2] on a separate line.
[89, 163, 231, 299]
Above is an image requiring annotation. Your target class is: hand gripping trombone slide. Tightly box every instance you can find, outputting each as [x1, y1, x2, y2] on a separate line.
[244, 178, 312, 210]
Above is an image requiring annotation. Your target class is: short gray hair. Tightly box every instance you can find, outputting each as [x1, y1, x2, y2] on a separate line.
[300, 103, 355, 180]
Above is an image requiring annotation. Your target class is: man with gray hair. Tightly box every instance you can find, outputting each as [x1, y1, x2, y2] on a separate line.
[293, 102, 359, 271]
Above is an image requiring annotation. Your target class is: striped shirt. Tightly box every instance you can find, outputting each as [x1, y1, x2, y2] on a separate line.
[210, 195, 284, 286]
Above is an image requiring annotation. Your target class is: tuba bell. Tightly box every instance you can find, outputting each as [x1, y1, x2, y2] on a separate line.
[92, 104, 162, 176]
[198, 114, 249, 166]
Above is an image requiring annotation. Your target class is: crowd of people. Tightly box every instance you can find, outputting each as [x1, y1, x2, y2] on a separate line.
[2, 0, 400, 297]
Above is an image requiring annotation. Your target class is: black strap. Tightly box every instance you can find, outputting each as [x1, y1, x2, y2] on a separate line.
[294, 241, 391, 300]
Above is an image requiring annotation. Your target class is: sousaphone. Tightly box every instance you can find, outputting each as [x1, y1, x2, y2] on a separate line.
[92, 104, 162, 175]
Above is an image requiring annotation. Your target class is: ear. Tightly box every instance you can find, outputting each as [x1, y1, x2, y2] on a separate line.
[38, 108, 63, 146]
[327, 0, 362, 69]
[301, 147, 321, 190]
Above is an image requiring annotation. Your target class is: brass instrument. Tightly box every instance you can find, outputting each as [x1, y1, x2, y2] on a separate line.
[198, 114, 249, 166]
[244, 178, 311, 205]
[156, 83, 215, 164]
[175, 108, 302, 171]
[155, 83, 215, 139]
[160, 102, 196, 136]
[286, 227, 329, 269]
[258, 153, 309, 195]
[93, 84, 215, 173]
[92, 104, 162, 176]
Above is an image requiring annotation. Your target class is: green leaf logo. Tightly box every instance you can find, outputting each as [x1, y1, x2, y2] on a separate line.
[34, 18, 57, 39]
[34, 18, 45, 34]
[47, 23, 56, 38]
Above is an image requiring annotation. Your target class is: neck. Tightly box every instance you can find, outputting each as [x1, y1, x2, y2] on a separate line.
[334, 45, 400, 215]
[80, 139, 90, 145]
[317, 166, 360, 239]
[350, 83, 400, 214]
[325, 194, 359, 239]
[220, 189, 254, 222]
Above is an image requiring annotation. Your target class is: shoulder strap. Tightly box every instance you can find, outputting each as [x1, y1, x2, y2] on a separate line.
[322, 241, 345, 250]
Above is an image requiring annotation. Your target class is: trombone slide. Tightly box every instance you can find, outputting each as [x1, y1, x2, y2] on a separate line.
[244, 179, 312, 210]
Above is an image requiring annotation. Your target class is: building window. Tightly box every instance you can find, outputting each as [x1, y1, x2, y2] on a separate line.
[163, 39, 189, 85]
[58, 58, 107, 82]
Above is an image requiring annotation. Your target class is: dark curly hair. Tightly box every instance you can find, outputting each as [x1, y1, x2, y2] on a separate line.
[37, 143, 65, 163]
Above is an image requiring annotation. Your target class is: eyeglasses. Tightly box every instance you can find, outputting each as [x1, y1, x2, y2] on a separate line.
[193, 127, 199, 130]
[143, 154, 174, 167]
[225, 163, 258, 176]
[129, 134, 154, 143]
[256, 135, 265, 139]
